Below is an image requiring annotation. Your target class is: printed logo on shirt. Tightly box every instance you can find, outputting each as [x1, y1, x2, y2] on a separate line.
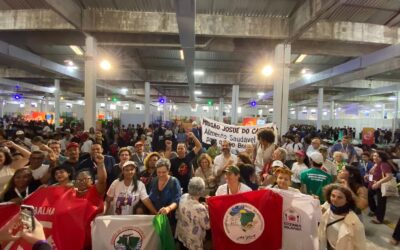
[223, 203, 264, 244]
[111, 226, 144, 250]
[283, 208, 302, 231]
[178, 163, 189, 176]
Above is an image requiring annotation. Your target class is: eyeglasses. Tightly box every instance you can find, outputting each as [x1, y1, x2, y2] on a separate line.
[76, 177, 92, 183]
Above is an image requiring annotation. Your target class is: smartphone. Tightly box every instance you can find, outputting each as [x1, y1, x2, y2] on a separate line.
[20, 205, 35, 232]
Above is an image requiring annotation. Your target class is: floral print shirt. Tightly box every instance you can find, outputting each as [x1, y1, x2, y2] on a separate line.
[175, 194, 210, 250]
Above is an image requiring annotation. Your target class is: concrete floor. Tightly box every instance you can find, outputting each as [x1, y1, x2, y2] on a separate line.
[365, 197, 400, 250]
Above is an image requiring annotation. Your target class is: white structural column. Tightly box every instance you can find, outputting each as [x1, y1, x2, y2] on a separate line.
[44, 96, 49, 113]
[144, 82, 150, 127]
[54, 79, 60, 127]
[330, 101, 335, 120]
[0, 99, 3, 118]
[219, 97, 224, 122]
[317, 88, 324, 131]
[272, 44, 291, 135]
[84, 36, 97, 130]
[393, 92, 399, 140]
[231, 85, 239, 124]
[382, 104, 386, 118]
[162, 96, 167, 122]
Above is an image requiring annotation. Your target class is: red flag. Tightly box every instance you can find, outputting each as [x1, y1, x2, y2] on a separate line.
[0, 186, 102, 250]
[0, 202, 20, 228]
[208, 189, 283, 250]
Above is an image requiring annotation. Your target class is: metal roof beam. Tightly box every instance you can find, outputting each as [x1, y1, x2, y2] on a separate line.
[43, 0, 82, 29]
[287, 0, 347, 43]
[175, 0, 196, 102]
[0, 40, 83, 81]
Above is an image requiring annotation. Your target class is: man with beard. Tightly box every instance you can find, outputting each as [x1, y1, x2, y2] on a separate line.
[214, 140, 238, 185]
[170, 132, 202, 193]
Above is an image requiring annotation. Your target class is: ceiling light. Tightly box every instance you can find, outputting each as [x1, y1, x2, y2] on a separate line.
[194, 70, 204, 76]
[180, 50, 184, 60]
[100, 59, 111, 71]
[262, 65, 273, 76]
[257, 92, 264, 97]
[48, 87, 56, 92]
[374, 104, 382, 108]
[121, 88, 128, 94]
[295, 54, 307, 64]
[60, 96, 64, 100]
[388, 96, 397, 101]
[64, 60, 74, 66]
[194, 90, 202, 95]
[69, 45, 83, 56]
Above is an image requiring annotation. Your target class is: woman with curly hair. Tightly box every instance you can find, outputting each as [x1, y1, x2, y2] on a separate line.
[318, 184, 366, 250]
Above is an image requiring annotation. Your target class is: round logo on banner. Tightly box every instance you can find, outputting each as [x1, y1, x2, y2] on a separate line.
[223, 203, 265, 244]
[111, 226, 144, 250]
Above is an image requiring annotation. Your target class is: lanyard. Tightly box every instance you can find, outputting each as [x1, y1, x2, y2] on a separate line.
[14, 187, 29, 199]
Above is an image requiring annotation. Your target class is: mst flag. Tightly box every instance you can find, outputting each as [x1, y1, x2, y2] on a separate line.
[92, 214, 175, 250]
[208, 189, 283, 250]
[0, 186, 101, 250]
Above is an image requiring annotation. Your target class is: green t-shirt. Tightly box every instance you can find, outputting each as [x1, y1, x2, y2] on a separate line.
[300, 168, 332, 204]
[206, 146, 221, 160]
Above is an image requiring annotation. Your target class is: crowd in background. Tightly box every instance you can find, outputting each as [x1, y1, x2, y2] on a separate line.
[0, 115, 399, 249]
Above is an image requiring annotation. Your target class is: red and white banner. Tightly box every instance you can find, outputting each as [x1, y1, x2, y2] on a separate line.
[0, 186, 102, 250]
[207, 189, 283, 250]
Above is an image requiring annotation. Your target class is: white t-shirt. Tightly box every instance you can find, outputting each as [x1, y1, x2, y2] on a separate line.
[270, 188, 321, 250]
[213, 154, 237, 185]
[215, 183, 252, 196]
[81, 140, 93, 153]
[282, 142, 295, 161]
[31, 164, 50, 180]
[291, 162, 308, 184]
[107, 180, 148, 215]
[0, 165, 15, 193]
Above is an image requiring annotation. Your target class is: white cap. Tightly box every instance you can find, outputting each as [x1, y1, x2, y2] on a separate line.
[122, 161, 137, 169]
[16, 130, 24, 135]
[192, 121, 198, 126]
[271, 160, 284, 168]
[310, 152, 324, 165]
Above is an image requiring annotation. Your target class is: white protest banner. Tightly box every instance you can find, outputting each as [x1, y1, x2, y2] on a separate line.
[91, 215, 175, 250]
[201, 117, 276, 150]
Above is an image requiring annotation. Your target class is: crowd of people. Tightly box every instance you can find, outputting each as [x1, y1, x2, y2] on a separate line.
[0, 117, 399, 249]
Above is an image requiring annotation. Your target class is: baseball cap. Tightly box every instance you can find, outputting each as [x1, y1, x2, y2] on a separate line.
[295, 150, 306, 157]
[122, 161, 137, 169]
[224, 165, 240, 175]
[310, 152, 324, 165]
[16, 130, 24, 135]
[271, 160, 284, 168]
[66, 142, 79, 150]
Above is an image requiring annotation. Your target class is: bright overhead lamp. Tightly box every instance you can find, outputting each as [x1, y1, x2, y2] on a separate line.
[69, 45, 83, 56]
[194, 70, 204, 76]
[257, 92, 264, 97]
[374, 104, 382, 108]
[295, 54, 307, 64]
[262, 65, 273, 76]
[180, 50, 184, 60]
[194, 90, 202, 95]
[121, 88, 128, 94]
[100, 59, 111, 71]
[388, 96, 397, 101]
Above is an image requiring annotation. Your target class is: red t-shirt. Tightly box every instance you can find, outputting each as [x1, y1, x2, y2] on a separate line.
[368, 162, 392, 188]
